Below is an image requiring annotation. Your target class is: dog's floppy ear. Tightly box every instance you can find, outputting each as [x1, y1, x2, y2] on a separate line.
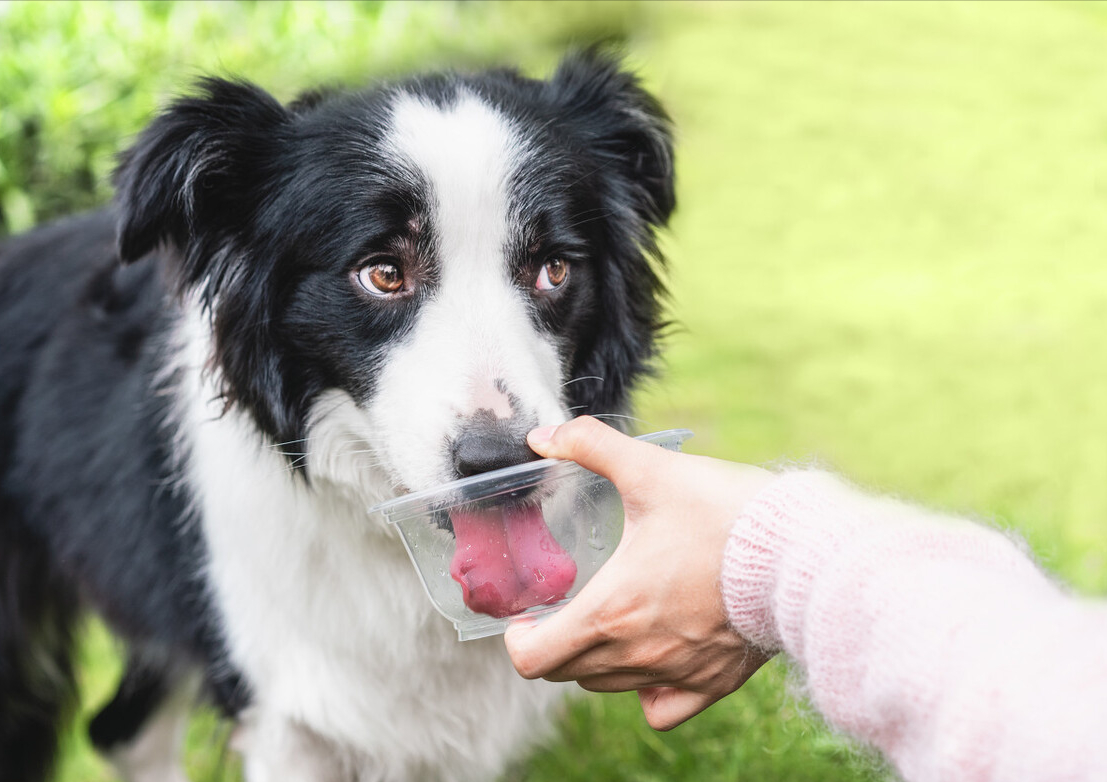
[115, 79, 302, 442]
[549, 50, 676, 418]
[549, 48, 676, 229]
[113, 78, 290, 292]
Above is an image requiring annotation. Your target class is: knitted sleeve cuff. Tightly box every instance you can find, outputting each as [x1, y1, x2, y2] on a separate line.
[719, 469, 876, 654]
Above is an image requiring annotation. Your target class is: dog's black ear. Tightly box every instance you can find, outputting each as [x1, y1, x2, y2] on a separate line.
[113, 78, 290, 291]
[549, 48, 676, 229]
[549, 50, 675, 418]
[115, 79, 301, 442]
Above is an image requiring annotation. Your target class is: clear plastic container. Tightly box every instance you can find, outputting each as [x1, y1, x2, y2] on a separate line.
[370, 429, 693, 640]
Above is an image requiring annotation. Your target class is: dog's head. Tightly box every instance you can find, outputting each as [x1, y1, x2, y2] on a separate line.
[114, 51, 674, 496]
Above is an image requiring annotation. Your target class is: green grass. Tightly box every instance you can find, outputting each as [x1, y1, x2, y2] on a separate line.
[6, 0, 1107, 780]
[641, 0, 1107, 593]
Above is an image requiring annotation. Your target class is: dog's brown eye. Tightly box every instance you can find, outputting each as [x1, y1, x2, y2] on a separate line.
[536, 259, 568, 292]
[356, 262, 404, 296]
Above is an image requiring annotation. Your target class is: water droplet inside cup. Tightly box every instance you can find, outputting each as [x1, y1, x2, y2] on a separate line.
[587, 526, 605, 550]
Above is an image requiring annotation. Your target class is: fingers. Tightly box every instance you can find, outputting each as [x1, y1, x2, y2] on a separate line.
[638, 687, 718, 732]
[527, 416, 669, 495]
[574, 672, 677, 693]
[503, 618, 578, 680]
[504, 581, 610, 679]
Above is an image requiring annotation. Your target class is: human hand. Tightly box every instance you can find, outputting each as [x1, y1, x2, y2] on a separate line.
[504, 416, 776, 731]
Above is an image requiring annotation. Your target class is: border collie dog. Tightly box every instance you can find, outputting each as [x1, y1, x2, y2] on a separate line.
[0, 50, 673, 781]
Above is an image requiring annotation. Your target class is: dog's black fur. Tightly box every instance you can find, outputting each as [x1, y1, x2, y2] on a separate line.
[0, 50, 673, 780]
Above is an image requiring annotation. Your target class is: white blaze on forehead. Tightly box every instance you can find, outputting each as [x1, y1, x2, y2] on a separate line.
[366, 90, 569, 490]
[387, 90, 523, 283]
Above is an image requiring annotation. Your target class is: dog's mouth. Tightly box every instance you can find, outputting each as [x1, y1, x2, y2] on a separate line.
[448, 502, 577, 618]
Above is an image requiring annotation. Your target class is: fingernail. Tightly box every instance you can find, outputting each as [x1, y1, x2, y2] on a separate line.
[508, 612, 551, 631]
[527, 425, 557, 447]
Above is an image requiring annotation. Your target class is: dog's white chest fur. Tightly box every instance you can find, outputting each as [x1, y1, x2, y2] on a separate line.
[174, 314, 566, 781]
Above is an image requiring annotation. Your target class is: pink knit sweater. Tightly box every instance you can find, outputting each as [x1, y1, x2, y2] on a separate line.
[720, 470, 1107, 782]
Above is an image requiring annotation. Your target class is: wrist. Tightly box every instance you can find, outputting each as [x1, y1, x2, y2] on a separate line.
[720, 470, 867, 654]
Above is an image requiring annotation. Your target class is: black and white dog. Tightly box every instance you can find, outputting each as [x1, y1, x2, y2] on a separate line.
[0, 50, 673, 781]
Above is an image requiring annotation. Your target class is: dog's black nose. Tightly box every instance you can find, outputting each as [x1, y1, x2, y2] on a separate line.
[452, 419, 541, 479]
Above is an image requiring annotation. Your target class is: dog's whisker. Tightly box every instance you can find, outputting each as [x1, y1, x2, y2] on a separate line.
[267, 437, 310, 449]
[566, 154, 622, 188]
[591, 413, 650, 428]
[560, 375, 605, 388]
[560, 211, 615, 232]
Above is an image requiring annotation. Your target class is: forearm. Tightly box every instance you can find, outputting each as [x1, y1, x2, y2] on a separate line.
[722, 470, 1107, 782]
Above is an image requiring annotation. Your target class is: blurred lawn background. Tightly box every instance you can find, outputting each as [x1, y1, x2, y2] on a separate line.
[3, 1, 1107, 780]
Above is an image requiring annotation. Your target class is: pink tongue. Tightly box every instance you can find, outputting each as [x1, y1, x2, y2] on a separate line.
[448, 503, 577, 618]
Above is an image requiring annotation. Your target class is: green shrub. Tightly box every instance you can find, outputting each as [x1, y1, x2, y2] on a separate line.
[0, 0, 647, 235]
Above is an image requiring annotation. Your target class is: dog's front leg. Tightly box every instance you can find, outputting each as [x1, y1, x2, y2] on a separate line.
[95, 670, 200, 782]
[233, 708, 352, 782]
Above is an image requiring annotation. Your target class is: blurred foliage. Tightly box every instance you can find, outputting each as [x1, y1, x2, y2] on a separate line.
[0, 0, 651, 235]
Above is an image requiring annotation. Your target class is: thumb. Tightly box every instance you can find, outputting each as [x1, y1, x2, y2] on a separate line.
[638, 687, 717, 732]
[527, 416, 668, 494]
